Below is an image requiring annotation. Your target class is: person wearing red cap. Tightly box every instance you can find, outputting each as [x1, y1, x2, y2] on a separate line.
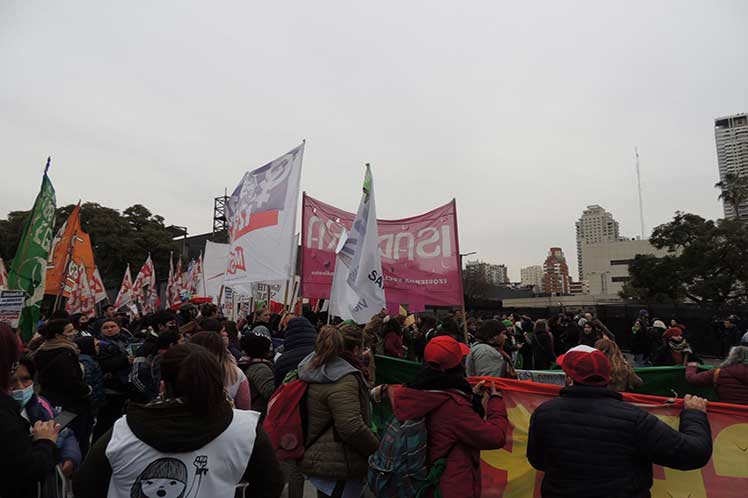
[387, 335, 508, 498]
[654, 327, 694, 366]
[527, 345, 712, 498]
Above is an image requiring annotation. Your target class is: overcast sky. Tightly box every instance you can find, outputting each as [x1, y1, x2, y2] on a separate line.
[2, 1, 746, 280]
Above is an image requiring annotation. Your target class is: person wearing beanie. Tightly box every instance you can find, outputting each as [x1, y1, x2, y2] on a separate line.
[527, 345, 712, 498]
[466, 320, 516, 379]
[386, 335, 508, 498]
[274, 316, 317, 388]
[238, 328, 275, 419]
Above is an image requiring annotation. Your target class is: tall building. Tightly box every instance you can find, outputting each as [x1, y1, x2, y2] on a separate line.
[715, 113, 748, 220]
[575, 205, 621, 280]
[542, 247, 570, 294]
[582, 239, 670, 296]
[520, 265, 544, 291]
[465, 260, 509, 285]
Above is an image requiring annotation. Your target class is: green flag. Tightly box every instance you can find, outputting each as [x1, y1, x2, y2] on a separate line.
[7, 160, 57, 341]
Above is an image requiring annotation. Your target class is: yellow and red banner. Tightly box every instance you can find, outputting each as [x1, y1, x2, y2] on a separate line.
[478, 378, 748, 498]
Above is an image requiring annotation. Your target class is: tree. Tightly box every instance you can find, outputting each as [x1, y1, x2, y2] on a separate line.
[1, 202, 180, 291]
[621, 212, 748, 308]
[715, 172, 748, 219]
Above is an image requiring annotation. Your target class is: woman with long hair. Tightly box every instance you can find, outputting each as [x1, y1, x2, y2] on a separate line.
[594, 338, 642, 392]
[298, 325, 379, 498]
[0, 323, 61, 497]
[73, 343, 284, 498]
[190, 331, 251, 410]
[387, 335, 508, 498]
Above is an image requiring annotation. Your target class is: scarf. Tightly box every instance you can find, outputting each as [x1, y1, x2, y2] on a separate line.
[34, 335, 79, 355]
[668, 339, 692, 365]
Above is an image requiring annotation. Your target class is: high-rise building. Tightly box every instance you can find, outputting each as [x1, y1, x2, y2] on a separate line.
[575, 205, 621, 280]
[520, 265, 544, 291]
[582, 239, 670, 296]
[465, 260, 509, 285]
[715, 113, 748, 220]
[542, 247, 570, 294]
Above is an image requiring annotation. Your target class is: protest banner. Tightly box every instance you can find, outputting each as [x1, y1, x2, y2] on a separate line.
[225, 143, 304, 292]
[301, 195, 461, 312]
[477, 378, 748, 498]
[0, 290, 25, 327]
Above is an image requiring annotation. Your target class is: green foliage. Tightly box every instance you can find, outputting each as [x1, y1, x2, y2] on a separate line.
[1, 202, 179, 290]
[715, 172, 748, 217]
[621, 212, 748, 308]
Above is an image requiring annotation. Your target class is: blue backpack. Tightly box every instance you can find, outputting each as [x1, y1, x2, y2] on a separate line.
[368, 414, 453, 498]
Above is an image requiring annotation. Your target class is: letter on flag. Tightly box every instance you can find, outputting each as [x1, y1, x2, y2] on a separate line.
[65, 266, 96, 318]
[7, 162, 56, 341]
[225, 143, 304, 291]
[329, 164, 386, 323]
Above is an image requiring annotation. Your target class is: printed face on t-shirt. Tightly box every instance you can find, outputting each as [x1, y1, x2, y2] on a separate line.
[140, 478, 186, 498]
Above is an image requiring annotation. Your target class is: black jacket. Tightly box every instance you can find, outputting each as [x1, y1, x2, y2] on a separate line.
[0, 392, 59, 498]
[73, 399, 285, 498]
[33, 344, 92, 414]
[527, 385, 712, 498]
[97, 333, 132, 393]
[274, 317, 317, 387]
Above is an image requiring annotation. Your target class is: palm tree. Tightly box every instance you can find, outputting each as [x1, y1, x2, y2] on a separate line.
[715, 172, 748, 220]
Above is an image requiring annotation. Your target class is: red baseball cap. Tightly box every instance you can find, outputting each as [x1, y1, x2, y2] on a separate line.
[556, 345, 611, 386]
[424, 335, 470, 370]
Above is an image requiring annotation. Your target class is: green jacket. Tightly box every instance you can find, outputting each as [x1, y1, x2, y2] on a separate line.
[298, 353, 380, 480]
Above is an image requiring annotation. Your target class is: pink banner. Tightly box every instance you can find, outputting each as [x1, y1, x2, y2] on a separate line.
[301, 194, 462, 312]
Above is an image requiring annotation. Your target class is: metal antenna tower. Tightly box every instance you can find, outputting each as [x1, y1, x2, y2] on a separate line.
[635, 147, 645, 239]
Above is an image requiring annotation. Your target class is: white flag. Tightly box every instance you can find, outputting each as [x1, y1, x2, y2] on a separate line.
[113, 265, 134, 309]
[225, 143, 304, 287]
[201, 240, 230, 304]
[329, 164, 386, 323]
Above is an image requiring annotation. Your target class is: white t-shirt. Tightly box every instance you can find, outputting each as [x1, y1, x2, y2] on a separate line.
[105, 409, 259, 498]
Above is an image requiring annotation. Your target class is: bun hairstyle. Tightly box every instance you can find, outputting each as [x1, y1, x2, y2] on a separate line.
[160, 343, 229, 416]
[311, 325, 345, 368]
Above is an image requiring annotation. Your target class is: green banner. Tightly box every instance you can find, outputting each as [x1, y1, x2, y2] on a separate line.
[374, 355, 719, 401]
[8, 170, 56, 341]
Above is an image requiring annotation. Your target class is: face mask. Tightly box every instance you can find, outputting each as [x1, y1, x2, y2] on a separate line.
[12, 384, 34, 408]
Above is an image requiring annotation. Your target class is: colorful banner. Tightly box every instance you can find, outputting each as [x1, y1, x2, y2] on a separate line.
[477, 378, 748, 498]
[44, 204, 98, 298]
[8, 167, 56, 341]
[301, 195, 461, 311]
[225, 143, 304, 290]
[0, 290, 25, 327]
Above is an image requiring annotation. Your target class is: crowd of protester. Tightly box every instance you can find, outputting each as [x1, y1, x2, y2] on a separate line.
[2, 301, 745, 497]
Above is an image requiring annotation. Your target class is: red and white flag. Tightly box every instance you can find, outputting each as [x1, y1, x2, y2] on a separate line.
[166, 253, 176, 305]
[0, 257, 8, 289]
[90, 266, 108, 303]
[133, 254, 156, 302]
[65, 267, 96, 318]
[113, 265, 134, 309]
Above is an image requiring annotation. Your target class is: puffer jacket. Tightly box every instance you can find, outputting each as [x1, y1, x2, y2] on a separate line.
[274, 317, 317, 387]
[390, 386, 508, 498]
[686, 364, 748, 405]
[527, 385, 712, 498]
[298, 352, 379, 480]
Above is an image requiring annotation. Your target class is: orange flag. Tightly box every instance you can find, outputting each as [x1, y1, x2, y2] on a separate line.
[45, 204, 97, 297]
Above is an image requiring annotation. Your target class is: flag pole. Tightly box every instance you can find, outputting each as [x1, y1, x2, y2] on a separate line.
[53, 202, 81, 313]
